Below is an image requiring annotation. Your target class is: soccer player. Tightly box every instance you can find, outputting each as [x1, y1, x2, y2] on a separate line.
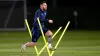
[21, 1, 53, 52]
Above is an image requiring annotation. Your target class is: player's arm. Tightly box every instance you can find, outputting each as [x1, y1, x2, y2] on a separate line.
[36, 11, 53, 23]
[35, 11, 48, 23]
[39, 18, 53, 23]
[40, 18, 49, 23]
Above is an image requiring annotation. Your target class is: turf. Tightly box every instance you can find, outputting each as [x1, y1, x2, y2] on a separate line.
[0, 30, 100, 56]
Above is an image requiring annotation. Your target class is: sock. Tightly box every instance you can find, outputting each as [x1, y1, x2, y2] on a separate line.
[24, 44, 26, 48]
[48, 36, 52, 44]
[24, 42, 29, 47]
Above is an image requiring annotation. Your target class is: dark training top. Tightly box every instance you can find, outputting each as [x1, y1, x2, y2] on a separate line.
[31, 8, 49, 42]
[33, 8, 48, 29]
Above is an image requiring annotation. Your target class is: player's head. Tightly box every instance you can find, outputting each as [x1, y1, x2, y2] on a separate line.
[40, 1, 47, 11]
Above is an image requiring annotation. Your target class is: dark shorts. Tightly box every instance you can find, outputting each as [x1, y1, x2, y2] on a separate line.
[31, 27, 48, 42]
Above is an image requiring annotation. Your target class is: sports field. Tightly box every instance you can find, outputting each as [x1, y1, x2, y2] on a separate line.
[0, 30, 100, 56]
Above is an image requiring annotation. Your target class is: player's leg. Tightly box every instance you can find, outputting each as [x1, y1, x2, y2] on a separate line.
[24, 42, 36, 47]
[43, 28, 53, 49]
[21, 30, 41, 52]
[21, 42, 36, 52]
[45, 30, 53, 49]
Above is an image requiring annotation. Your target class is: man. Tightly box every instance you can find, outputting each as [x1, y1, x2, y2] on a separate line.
[21, 1, 53, 52]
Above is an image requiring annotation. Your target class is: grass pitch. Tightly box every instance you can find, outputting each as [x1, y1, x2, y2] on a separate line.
[0, 30, 100, 56]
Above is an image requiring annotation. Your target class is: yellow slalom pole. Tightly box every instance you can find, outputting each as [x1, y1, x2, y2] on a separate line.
[24, 19, 39, 55]
[38, 27, 62, 55]
[50, 21, 70, 56]
[52, 27, 62, 38]
[37, 18, 51, 56]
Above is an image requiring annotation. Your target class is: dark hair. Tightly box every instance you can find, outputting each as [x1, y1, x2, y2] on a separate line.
[40, 1, 46, 5]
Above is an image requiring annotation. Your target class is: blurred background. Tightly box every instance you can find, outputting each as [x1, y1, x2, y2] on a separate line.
[0, 0, 100, 56]
[0, 0, 100, 31]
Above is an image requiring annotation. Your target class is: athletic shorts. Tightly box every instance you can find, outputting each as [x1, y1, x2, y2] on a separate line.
[31, 27, 48, 42]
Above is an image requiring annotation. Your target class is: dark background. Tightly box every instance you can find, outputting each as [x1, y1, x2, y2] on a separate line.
[27, 0, 100, 30]
[0, 0, 100, 30]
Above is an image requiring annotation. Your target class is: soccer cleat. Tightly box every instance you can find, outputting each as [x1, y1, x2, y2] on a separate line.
[49, 48, 56, 51]
[48, 44, 55, 51]
[21, 44, 26, 53]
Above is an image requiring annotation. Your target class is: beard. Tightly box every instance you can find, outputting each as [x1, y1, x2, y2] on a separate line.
[43, 8, 47, 11]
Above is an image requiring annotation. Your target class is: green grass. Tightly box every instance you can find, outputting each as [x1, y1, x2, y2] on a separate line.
[0, 30, 100, 56]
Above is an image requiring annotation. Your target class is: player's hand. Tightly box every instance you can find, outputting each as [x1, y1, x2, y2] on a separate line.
[48, 20, 53, 23]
